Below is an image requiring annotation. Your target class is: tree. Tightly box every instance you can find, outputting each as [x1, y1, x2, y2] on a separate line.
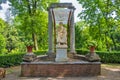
[75, 21, 89, 49]
[0, 18, 6, 53]
[77, 0, 120, 51]
[8, 0, 58, 50]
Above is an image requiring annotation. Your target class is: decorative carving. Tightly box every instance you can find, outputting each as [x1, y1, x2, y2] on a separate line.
[56, 22, 67, 47]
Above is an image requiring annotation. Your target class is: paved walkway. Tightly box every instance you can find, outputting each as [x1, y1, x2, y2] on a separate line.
[1, 64, 120, 80]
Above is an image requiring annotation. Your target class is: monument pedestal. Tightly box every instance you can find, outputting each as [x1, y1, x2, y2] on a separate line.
[23, 53, 36, 62]
[86, 53, 101, 62]
[55, 45, 68, 62]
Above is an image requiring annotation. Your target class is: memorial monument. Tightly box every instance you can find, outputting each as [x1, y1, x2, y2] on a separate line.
[21, 3, 101, 77]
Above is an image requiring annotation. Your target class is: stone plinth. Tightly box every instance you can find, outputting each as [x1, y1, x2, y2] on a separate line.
[55, 46, 68, 62]
[23, 53, 36, 62]
[86, 53, 101, 62]
[21, 61, 101, 77]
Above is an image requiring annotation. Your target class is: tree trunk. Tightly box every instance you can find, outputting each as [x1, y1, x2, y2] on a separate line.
[32, 33, 38, 50]
[110, 34, 117, 50]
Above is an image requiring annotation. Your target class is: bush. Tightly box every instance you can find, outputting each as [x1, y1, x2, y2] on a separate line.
[34, 50, 47, 55]
[96, 51, 120, 63]
[0, 53, 25, 67]
[0, 34, 6, 54]
[0, 50, 47, 67]
[76, 49, 120, 63]
[76, 49, 89, 55]
[0, 49, 120, 67]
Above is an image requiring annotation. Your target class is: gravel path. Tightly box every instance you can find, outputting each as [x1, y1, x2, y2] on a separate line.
[1, 64, 120, 80]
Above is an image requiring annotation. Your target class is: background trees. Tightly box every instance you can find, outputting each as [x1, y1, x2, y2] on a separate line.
[76, 0, 120, 51]
[0, 0, 120, 53]
[0, 19, 6, 54]
[0, 0, 58, 54]
[9, 0, 58, 50]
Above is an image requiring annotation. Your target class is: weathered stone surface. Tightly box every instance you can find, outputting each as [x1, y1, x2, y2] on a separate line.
[55, 48, 68, 62]
[21, 61, 101, 77]
[74, 54, 87, 61]
[85, 53, 101, 62]
[23, 53, 36, 62]
[49, 3, 75, 9]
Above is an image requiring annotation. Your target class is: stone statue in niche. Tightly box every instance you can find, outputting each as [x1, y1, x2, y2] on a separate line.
[56, 22, 67, 47]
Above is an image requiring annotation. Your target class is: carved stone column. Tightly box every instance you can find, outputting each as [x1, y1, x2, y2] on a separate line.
[70, 10, 76, 54]
[47, 8, 54, 56]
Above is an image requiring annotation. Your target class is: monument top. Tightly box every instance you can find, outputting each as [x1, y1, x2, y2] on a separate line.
[49, 3, 75, 9]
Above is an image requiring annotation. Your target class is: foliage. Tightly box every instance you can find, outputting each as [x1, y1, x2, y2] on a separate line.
[0, 49, 120, 67]
[24, 39, 34, 46]
[87, 40, 97, 47]
[0, 50, 47, 67]
[9, 0, 58, 50]
[96, 51, 120, 63]
[0, 34, 6, 54]
[75, 21, 89, 49]
[77, 0, 120, 51]
[25, 41, 34, 46]
[34, 50, 47, 55]
[0, 18, 6, 54]
[3, 23, 26, 52]
[0, 53, 25, 67]
[0, 18, 6, 32]
[76, 49, 120, 63]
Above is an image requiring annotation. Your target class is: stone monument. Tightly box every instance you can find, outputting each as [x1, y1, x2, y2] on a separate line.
[47, 3, 76, 59]
[55, 22, 68, 61]
[21, 3, 101, 77]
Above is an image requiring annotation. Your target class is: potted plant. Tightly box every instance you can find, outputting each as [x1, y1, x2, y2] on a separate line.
[87, 40, 97, 54]
[86, 40, 100, 62]
[25, 40, 34, 53]
[23, 39, 37, 62]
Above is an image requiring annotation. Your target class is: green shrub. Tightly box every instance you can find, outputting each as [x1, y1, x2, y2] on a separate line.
[96, 51, 120, 63]
[0, 49, 120, 67]
[0, 53, 25, 67]
[0, 34, 6, 54]
[0, 50, 47, 67]
[76, 49, 89, 55]
[34, 50, 47, 55]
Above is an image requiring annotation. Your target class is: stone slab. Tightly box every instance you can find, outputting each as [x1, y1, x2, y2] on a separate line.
[55, 48, 68, 62]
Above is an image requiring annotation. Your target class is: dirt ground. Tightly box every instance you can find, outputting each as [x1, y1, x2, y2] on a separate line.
[1, 64, 120, 80]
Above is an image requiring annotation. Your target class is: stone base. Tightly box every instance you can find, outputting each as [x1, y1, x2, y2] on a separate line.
[85, 53, 101, 62]
[21, 61, 101, 77]
[23, 53, 36, 62]
[55, 48, 68, 62]
[47, 51, 55, 58]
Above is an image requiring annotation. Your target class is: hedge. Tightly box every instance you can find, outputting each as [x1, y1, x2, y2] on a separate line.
[76, 49, 120, 63]
[0, 53, 25, 67]
[0, 50, 47, 67]
[0, 50, 120, 67]
[34, 50, 47, 55]
[96, 51, 120, 63]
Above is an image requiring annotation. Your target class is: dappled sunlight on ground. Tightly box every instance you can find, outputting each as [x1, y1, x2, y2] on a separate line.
[105, 68, 120, 71]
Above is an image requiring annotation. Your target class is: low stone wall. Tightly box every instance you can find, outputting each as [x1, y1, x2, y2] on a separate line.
[21, 61, 101, 77]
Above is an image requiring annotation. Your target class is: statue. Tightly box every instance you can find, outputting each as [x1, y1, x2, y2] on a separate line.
[56, 22, 67, 46]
